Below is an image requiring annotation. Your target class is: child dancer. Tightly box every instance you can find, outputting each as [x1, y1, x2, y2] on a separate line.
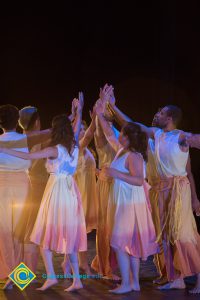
[0, 95, 87, 292]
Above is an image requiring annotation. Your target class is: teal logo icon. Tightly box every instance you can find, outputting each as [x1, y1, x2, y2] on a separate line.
[8, 262, 36, 290]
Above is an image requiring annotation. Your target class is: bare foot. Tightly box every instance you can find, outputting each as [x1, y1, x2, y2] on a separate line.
[103, 274, 121, 281]
[189, 275, 200, 294]
[64, 281, 83, 292]
[36, 279, 58, 291]
[2, 279, 13, 290]
[153, 275, 168, 285]
[79, 265, 92, 276]
[189, 287, 200, 294]
[158, 278, 185, 290]
[109, 284, 132, 294]
[131, 282, 140, 291]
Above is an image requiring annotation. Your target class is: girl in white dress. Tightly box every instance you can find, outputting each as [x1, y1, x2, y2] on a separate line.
[0, 97, 87, 292]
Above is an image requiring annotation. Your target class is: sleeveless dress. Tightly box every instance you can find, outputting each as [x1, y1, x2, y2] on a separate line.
[0, 132, 31, 278]
[108, 150, 158, 260]
[74, 147, 98, 233]
[30, 144, 87, 254]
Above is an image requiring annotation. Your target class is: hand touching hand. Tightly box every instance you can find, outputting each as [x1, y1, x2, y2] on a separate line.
[99, 84, 114, 104]
[95, 99, 104, 115]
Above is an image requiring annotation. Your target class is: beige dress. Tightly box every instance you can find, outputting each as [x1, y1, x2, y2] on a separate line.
[91, 141, 116, 276]
[74, 148, 98, 233]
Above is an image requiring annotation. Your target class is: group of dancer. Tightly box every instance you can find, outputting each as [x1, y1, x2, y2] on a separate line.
[0, 84, 200, 294]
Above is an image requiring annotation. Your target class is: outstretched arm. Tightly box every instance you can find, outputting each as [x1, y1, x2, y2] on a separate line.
[109, 103, 156, 139]
[187, 134, 200, 149]
[0, 146, 58, 160]
[99, 84, 156, 138]
[186, 155, 200, 216]
[27, 129, 51, 149]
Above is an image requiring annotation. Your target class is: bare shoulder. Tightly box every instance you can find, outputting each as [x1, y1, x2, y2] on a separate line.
[127, 151, 143, 163]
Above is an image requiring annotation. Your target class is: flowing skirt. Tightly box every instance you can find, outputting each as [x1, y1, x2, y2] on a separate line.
[74, 167, 98, 233]
[30, 174, 87, 254]
[108, 180, 158, 260]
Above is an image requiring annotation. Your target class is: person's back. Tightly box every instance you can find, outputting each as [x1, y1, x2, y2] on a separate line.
[46, 144, 79, 175]
[0, 131, 31, 171]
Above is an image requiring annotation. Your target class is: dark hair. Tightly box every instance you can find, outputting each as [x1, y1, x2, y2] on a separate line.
[0, 104, 19, 130]
[50, 114, 75, 155]
[26, 111, 40, 131]
[122, 122, 148, 162]
[166, 105, 182, 126]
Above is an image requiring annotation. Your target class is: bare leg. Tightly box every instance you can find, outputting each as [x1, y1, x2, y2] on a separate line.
[130, 256, 140, 291]
[64, 252, 83, 292]
[158, 277, 185, 290]
[189, 273, 200, 294]
[36, 248, 58, 291]
[109, 249, 132, 294]
[61, 254, 72, 278]
[79, 251, 92, 275]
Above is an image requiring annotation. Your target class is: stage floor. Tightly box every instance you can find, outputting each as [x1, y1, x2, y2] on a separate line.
[0, 231, 197, 300]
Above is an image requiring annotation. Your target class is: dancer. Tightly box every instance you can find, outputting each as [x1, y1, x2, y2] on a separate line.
[0, 104, 50, 289]
[0, 95, 87, 292]
[18, 106, 49, 273]
[75, 116, 98, 274]
[62, 107, 97, 276]
[107, 100, 200, 294]
[91, 85, 120, 280]
[95, 100, 158, 294]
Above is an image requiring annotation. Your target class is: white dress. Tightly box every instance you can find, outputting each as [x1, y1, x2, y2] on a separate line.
[108, 150, 158, 260]
[30, 144, 87, 254]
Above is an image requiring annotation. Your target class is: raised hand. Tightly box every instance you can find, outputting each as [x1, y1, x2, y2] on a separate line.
[89, 105, 97, 120]
[99, 84, 114, 104]
[109, 88, 116, 106]
[78, 91, 84, 110]
[71, 98, 78, 118]
[95, 99, 104, 115]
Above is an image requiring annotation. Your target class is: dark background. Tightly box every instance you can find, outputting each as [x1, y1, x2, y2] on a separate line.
[0, 2, 200, 214]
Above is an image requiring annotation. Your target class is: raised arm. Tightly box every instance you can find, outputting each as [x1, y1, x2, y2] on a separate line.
[95, 100, 121, 153]
[109, 102, 156, 139]
[79, 108, 96, 150]
[68, 98, 76, 122]
[0, 146, 58, 160]
[100, 83, 156, 139]
[186, 155, 200, 216]
[73, 92, 84, 144]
